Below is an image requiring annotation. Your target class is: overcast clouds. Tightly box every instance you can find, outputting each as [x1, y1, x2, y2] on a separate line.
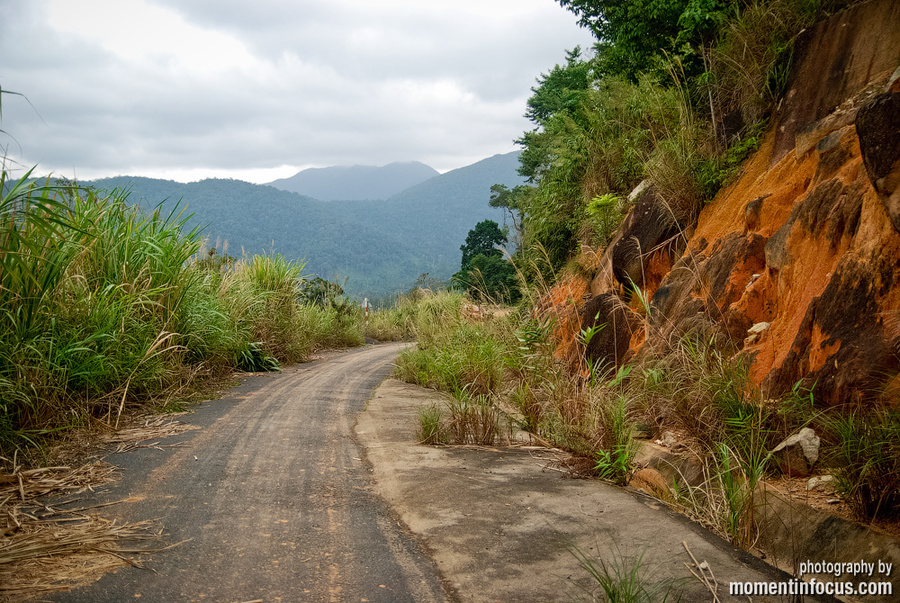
[0, 0, 594, 183]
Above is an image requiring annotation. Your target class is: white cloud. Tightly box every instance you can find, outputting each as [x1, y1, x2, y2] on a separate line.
[1, 0, 595, 182]
[45, 0, 257, 74]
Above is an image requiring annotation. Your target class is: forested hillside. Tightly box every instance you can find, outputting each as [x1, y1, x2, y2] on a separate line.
[89, 152, 524, 299]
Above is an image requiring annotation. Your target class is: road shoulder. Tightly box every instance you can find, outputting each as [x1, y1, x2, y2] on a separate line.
[356, 378, 831, 603]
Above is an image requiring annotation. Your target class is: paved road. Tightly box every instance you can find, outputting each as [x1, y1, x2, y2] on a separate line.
[55, 343, 449, 603]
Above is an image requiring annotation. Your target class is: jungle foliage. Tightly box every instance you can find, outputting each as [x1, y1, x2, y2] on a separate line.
[0, 170, 365, 456]
[506, 0, 859, 278]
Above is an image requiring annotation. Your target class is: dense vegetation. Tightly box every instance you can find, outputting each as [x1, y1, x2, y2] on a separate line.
[398, 0, 900, 535]
[452, 220, 519, 303]
[0, 169, 365, 456]
[505, 0, 859, 277]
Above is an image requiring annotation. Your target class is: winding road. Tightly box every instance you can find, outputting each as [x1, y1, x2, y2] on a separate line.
[55, 342, 450, 603]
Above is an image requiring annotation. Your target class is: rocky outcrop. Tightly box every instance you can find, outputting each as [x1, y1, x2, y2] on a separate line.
[546, 0, 900, 405]
[580, 292, 638, 369]
[608, 184, 685, 292]
[856, 89, 900, 233]
[772, 0, 900, 165]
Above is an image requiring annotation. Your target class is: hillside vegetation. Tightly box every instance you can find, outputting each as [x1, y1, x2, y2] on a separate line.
[504, 0, 861, 273]
[405, 0, 900, 543]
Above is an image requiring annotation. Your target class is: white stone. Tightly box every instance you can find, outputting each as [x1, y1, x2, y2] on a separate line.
[772, 427, 821, 466]
[628, 179, 651, 204]
[748, 322, 771, 335]
[807, 475, 834, 491]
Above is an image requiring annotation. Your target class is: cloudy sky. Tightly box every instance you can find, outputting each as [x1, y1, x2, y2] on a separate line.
[0, 0, 594, 183]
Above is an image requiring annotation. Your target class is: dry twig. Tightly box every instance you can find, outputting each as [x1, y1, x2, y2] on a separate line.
[682, 540, 720, 603]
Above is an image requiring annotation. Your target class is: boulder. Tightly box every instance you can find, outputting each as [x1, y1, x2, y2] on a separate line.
[628, 467, 673, 502]
[609, 185, 684, 291]
[763, 254, 899, 405]
[807, 475, 835, 491]
[581, 293, 638, 369]
[770, 427, 821, 477]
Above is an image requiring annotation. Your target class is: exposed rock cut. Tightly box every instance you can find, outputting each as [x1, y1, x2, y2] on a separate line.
[539, 0, 900, 406]
[856, 91, 900, 233]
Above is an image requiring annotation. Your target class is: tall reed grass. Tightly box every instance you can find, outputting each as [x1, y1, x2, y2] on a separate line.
[392, 290, 509, 396]
[0, 175, 364, 455]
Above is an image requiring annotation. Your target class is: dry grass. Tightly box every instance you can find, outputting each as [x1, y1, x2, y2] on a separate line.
[1, 442, 171, 598]
[1, 515, 163, 600]
[0, 461, 116, 503]
[447, 394, 502, 446]
[102, 414, 200, 453]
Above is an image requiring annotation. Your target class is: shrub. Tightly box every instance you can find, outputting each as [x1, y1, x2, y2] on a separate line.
[417, 404, 447, 445]
[446, 391, 501, 446]
[593, 395, 638, 485]
[395, 322, 506, 396]
[570, 544, 685, 603]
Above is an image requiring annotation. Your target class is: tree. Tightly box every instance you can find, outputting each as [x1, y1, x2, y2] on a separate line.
[299, 276, 345, 307]
[555, 0, 739, 79]
[517, 48, 596, 183]
[465, 253, 520, 303]
[488, 184, 529, 241]
[524, 47, 595, 126]
[459, 220, 506, 269]
[556, 0, 695, 78]
[454, 220, 519, 303]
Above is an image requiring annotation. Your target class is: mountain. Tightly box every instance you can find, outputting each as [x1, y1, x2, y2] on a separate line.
[87, 152, 525, 299]
[267, 161, 439, 201]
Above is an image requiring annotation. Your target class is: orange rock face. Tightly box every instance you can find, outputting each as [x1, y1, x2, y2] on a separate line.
[710, 119, 899, 403]
[535, 273, 589, 368]
[538, 0, 900, 404]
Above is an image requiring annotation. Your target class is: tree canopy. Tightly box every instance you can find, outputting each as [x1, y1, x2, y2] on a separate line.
[454, 220, 519, 303]
[556, 0, 736, 78]
[459, 220, 506, 269]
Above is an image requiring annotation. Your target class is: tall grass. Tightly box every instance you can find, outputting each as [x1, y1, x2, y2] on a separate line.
[0, 175, 365, 455]
[366, 289, 464, 342]
[823, 405, 900, 521]
[395, 320, 507, 396]
[391, 290, 511, 397]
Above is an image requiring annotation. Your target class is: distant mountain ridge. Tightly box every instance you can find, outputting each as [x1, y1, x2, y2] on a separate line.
[267, 161, 439, 201]
[87, 152, 525, 299]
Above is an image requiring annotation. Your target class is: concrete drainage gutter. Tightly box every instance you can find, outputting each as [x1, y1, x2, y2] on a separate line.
[634, 441, 899, 602]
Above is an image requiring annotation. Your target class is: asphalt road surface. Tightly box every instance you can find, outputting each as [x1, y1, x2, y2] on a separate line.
[54, 342, 450, 603]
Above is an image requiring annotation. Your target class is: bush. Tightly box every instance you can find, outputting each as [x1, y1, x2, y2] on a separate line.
[395, 322, 506, 396]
